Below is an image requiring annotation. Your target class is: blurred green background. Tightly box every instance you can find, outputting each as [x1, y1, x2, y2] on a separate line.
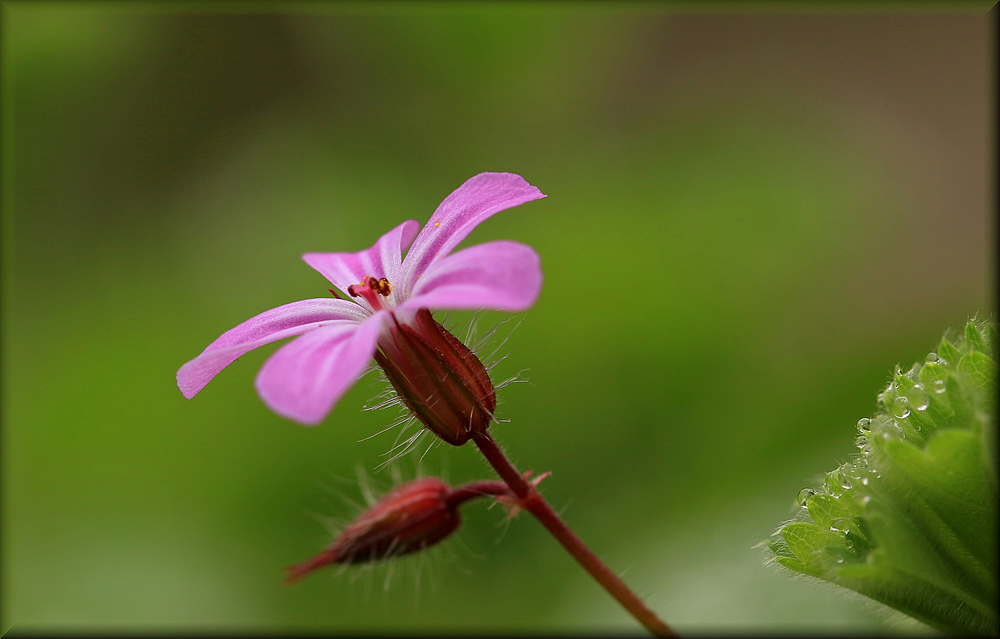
[3, 2, 994, 634]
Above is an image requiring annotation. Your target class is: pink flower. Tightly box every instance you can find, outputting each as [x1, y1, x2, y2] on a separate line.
[177, 172, 545, 426]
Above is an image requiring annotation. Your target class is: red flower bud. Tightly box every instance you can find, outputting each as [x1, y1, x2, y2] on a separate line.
[374, 308, 496, 446]
[284, 477, 461, 585]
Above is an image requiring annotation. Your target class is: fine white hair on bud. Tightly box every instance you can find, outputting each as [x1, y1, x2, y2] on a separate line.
[362, 309, 532, 463]
[285, 474, 520, 587]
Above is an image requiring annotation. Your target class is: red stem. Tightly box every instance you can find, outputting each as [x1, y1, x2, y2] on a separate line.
[472, 432, 676, 637]
[445, 480, 511, 508]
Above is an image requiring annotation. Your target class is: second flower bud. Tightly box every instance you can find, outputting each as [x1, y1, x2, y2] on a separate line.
[284, 476, 516, 584]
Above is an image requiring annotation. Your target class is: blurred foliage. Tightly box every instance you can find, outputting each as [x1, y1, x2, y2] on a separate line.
[765, 318, 997, 636]
[2, 4, 993, 634]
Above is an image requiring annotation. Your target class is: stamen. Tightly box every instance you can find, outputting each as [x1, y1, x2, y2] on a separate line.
[347, 275, 393, 311]
[374, 277, 392, 296]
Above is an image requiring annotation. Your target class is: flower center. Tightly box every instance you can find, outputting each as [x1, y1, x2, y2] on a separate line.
[348, 275, 393, 311]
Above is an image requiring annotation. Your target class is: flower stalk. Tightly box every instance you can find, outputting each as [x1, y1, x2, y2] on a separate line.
[472, 431, 676, 638]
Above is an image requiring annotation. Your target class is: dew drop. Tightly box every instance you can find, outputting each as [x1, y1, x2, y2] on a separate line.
[925, 352, 939, 364]
[830, 517, 853, 533]
[856, 418, 872, 432]
[835, 556, 844, 564]
[933, 379, 946, 394]
[860, 495, 871, 505]
[880, 419, 905, 440]
[797, 488, 817, 507]
[891, 396, 911, 419]
[841, 477, 853, 490]
[907, 384, 929, 411]
[861, 477, 869, 486]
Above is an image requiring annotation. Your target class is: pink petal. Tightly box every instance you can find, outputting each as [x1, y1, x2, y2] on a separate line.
[303, 220, 420, 307]
[400, 173, 545, 295]
[177, 299, 369, 399]
[254, 312, 387, 425]
[400, 241, 542, 313]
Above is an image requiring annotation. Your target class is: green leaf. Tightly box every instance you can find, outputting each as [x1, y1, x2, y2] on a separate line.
[985, 322, 998, 355]
[957, 351, 996, 401]
[773, 555, 807, 573]
[945, 371, 978, 432]
[876, 431, 995, 583]
[919, 362, 956, 427]
[781, 522, 848, 576]
[765, 317, 998, 637]
[765, 537, 796, 559]
[938, 337, 963, 366]
[966, 321, 990, 356]
[983, 414, 998, 488]
[807, 493, 853, 530]
[894, 372, 916, 393]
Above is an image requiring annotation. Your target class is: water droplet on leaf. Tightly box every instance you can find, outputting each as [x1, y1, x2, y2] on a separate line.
[856, 418, 872, 432]
[797, 488, 817, 507]
[925, 352, 939, 364]
[891, 396, 911, 419]
[880, 419, 905, 439]
[933, 379, 946, 394]
[907, 384, 929, 411]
